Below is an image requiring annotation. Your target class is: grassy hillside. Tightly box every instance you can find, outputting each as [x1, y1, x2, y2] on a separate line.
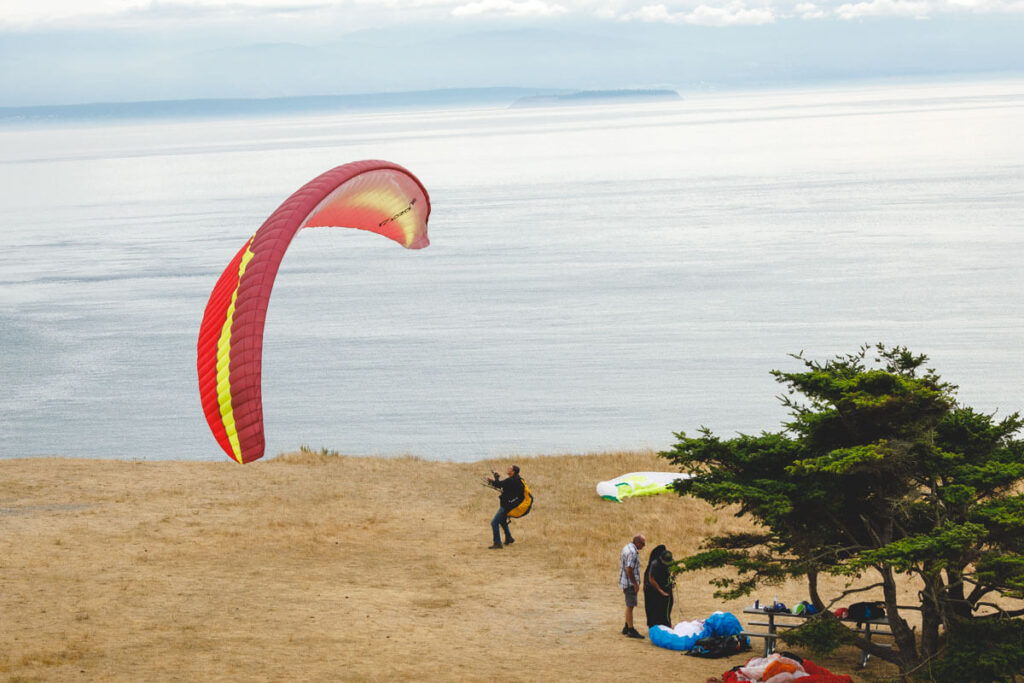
[0, 450, 902, 681]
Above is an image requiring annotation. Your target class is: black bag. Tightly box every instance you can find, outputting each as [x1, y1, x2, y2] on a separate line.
[686, 634, 751, 659]
[847, 601, 886, 623]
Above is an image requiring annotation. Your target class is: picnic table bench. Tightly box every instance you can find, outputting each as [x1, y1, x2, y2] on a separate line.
[742, 607, 893, 668]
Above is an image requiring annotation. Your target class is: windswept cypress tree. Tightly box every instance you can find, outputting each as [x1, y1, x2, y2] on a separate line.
[661, 344, 1024, 680]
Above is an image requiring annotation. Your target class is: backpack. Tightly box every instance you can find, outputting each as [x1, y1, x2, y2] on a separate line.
[506, 479, 533, 518]
[846, 601, 885, 623]
[791, 600, 818, 616]
[686, 634, 751, 659]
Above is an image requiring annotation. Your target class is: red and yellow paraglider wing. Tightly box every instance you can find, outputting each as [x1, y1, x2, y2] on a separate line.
[302, 168, 430, 249]
[197, 237, 257, 463]
[197, 161, 431, 464]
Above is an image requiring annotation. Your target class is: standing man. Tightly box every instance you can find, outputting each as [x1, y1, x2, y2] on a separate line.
[487, 465, 524, 549]
[619, 533, 646, 638]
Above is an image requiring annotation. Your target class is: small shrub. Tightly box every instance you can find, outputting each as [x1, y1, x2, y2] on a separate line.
[780, 613, 858, 656]
[920, 617, 1024, 683]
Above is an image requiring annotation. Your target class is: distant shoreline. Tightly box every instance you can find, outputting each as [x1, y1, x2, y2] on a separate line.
[0, 86, 598, 124]
[0, 87, 551, 124]
[0, 86, 685, 125]
[5, 74, 1019, 125]
[510, 89, 681, 108]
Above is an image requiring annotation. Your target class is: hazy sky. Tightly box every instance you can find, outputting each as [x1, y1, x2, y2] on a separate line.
[1, 0, 1022, 106]
[4, 0, 1024, 29]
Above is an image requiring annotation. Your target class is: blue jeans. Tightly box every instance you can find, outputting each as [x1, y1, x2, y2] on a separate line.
[491, 507, 512, 545]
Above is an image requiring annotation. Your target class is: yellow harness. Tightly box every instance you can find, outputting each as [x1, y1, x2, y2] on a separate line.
[506, 478, 534, 518]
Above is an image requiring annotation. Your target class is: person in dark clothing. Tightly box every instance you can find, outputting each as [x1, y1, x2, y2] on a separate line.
[487, 465, 524, 549]
[643, 545, 675, 628]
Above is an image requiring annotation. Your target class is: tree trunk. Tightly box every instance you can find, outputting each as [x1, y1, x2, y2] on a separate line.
[945, 567, 973, 620]
[920, 606, 941, 663]
[920, 588, 943, 661]
[807, 569, 824, 612]
[919, 565, 946, 660]
[881, 566, 921, 675]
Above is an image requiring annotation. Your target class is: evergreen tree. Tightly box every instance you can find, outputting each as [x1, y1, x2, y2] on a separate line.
[661, 344, 1024, 679]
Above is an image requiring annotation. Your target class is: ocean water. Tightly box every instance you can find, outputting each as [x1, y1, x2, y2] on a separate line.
[1, 79, 1022, 462]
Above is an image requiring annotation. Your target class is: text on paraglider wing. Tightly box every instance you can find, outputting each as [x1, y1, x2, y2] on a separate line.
[379, 198, 417, 228]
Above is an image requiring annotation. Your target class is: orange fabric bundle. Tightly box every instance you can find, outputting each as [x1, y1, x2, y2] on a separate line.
[762, 659, 800, 679]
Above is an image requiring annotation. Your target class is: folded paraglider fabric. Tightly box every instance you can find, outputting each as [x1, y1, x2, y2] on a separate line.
[705, 611, 745, 637]
[649, 620, 707, 651]
[721, 653, 853, 683]
[649, 611, 746, 651]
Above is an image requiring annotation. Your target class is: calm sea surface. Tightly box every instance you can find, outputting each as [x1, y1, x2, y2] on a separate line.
[1, 79, 1022, 462]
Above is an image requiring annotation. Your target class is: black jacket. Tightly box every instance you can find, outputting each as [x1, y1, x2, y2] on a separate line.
[492, 474, 525, 511]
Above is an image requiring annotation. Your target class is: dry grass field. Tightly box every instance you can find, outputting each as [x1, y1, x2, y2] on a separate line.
[0, 450, 908, 681]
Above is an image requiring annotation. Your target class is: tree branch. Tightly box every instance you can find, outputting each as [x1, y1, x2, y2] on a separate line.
[973, 602, 1024, 618]
[824, 582, 885, 610]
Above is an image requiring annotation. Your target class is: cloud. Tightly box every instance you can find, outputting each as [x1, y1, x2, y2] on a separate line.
[938, 0, 1024, 10]
[0, 0, 142, 27]
[0, 0, 344, 30]
[451, 0, 569, 16]
[620, 2, 776, 25]
[794, 1, 827, 17]
[830, 0, 1024, 18]
[2, 0, 1023, 31]
[834, 0, 931, 18]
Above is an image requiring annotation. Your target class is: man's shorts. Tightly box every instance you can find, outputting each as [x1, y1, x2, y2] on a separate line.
[623, 586, 638, 607]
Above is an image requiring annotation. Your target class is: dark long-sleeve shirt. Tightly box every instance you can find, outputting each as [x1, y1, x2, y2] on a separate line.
[491, 474, 525, 511]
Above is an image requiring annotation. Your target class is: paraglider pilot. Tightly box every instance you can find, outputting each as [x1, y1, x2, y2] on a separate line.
[487, 465, 524, 549]
[644, 545, 675, 628]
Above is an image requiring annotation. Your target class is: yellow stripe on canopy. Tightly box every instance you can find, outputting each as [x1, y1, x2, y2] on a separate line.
[216, 239, 256, 464]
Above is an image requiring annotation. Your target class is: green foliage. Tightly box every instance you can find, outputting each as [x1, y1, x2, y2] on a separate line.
[846, 522, 988, 573]
[661, 344, 1024, 676]
[921, 618, 1024, 682]
[780, 614, 858, 656]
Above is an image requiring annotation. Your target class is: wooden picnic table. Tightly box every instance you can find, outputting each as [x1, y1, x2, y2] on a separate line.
[741, 607, 892, 668]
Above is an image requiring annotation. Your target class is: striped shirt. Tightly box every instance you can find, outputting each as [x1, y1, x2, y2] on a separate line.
[619, 542, 640, 589]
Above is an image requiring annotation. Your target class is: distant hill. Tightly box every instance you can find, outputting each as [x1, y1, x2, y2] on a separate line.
[510, 89, 681, 108]
[0, 87, 566, 124]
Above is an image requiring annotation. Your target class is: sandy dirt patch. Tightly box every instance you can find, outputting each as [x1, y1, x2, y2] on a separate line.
[0, 451, 901, 681]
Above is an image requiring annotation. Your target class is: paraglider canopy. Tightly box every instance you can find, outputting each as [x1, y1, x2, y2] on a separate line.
[596, 472, 691, 502]
[196, 160, 431, 464]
